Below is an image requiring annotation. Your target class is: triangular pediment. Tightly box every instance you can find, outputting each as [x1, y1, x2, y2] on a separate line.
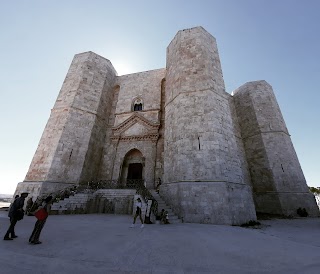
[122, 122, 148, 136]
[111, 113, 160, 142]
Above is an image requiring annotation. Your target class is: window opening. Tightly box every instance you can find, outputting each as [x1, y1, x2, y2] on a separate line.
[134, 103, 143, 111]
[132, 98, 143, 111]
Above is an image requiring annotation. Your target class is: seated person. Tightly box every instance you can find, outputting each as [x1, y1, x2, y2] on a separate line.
[164, 210, 170, 224]
[160, 209, 170, 224]
[160, 209, 165, 223]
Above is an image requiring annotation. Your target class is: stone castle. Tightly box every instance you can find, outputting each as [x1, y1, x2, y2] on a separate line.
[15, 26, 319, 224]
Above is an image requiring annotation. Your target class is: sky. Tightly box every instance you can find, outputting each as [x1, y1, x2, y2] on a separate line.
[0, 0, 319, 194]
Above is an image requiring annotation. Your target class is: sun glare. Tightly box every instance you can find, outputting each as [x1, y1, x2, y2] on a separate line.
[112, 61, 136, 76]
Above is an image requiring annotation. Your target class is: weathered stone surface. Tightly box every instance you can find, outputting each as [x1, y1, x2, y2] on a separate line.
[163, 27, 257, 224]
[25, 52, 117, 184]
[233, 80, 319, 216]
[15, 27, 319, 224]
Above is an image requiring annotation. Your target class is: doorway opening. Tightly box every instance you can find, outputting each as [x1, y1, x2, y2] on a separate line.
[127, 163, 143, 180]
[120, 149, 145, 187]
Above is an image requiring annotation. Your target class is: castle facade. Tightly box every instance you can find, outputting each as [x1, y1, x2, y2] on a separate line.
[15, 27, 319, 224]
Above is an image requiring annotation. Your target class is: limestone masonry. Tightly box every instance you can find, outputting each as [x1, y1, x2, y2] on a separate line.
[15, 27, 319, 224]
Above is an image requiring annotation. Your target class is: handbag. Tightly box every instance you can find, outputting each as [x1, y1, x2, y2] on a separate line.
[34, 208, 48, 221]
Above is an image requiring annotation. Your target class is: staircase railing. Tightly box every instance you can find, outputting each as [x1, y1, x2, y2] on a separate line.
[29, 180, 159, 218]
[132, 180, 159, 219]
[29, 184, 77, 213]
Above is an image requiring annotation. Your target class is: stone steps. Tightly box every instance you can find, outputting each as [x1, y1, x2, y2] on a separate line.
[51, 193, 92, 213]
[50, 188, 180, 222]
[94, 189, 136, 199]
[150, 190, 181, 223]
[51, 189, 136, 215]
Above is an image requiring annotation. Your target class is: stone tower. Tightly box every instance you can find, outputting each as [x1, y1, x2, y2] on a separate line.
[162, 27, 257, 224]
[233, 81, 319, 216]
[16, 52, 117, 196]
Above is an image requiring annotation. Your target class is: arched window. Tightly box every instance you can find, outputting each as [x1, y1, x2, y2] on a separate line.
[134, 103, 143, 111]
[132, 98, 143, 111]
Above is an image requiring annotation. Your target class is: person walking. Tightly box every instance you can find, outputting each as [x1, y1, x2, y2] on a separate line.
[29, 195, 53, 244]
[3, 192, 29, 240]
[130, 198, 144, 228]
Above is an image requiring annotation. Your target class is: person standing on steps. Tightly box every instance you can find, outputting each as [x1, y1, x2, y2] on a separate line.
[155, 178, 161, 194]
[29, 195, 53, 244]
[130, 198, 144, 228]
[3, 192, 29, 240]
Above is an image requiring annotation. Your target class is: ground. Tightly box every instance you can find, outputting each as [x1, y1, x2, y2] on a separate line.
[0, 211, 320, 274]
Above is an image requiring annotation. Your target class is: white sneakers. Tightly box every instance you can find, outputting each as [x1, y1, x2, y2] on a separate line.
[141, 224, 144, 228]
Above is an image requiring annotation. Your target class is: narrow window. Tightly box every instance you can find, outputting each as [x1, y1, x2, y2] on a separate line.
[132, 98, 143, 112]
[134, 103, 143, 111]
[69, 149, 73, 160]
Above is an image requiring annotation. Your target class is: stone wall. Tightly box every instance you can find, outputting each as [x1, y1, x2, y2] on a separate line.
[161, 182, 256, 225]
[233, 80, 319, 216]
[114, 69, 165, 119]
[24, 52, 117, 193]
[98, 69, 166, 187]
[163, 27, 256, 224]
[87, 189, 135, 214]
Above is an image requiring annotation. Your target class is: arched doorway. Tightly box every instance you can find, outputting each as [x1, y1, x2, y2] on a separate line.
[120, 149, 145, 187]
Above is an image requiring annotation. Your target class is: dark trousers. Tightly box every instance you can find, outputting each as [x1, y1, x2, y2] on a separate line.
[29, 219, 46, 243]
[4, 217, 18, 238]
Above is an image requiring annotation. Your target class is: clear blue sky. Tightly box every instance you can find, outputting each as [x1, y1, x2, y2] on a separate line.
[1, 0, 319, 194]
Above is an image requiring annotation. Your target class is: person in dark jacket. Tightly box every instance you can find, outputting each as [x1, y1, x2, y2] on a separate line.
[29, 195, 53, 244]
[3, 192, 29, 240]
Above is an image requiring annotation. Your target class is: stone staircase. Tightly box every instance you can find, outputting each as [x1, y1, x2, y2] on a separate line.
[51, 193, 92, 214]
[50, 188, 180, 223]
[51, 189, 136, 215]
[150, 190, 181, 223]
